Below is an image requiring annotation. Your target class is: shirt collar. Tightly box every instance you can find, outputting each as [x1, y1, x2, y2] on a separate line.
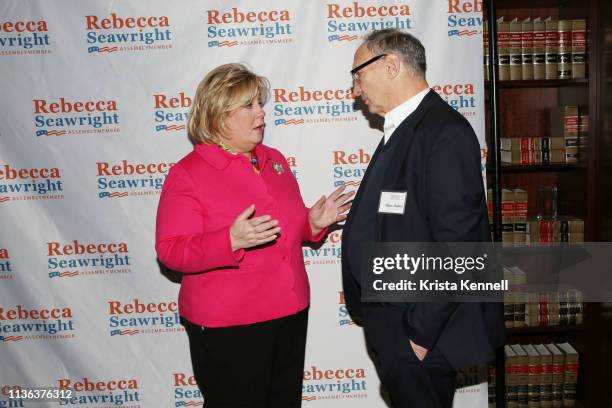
[383, 88, 430, 144]
[195, 143, 268, 170]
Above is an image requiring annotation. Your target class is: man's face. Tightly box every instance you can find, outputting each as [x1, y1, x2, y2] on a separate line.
[351, 44, 387, 116]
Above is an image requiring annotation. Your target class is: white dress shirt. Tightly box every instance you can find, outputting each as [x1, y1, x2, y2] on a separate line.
[383, 88, 431, 144]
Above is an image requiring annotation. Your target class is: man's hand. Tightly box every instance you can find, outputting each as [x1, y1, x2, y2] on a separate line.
[410, 339, 428, 362]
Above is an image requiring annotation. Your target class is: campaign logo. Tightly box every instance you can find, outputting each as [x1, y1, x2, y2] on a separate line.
[85, 13, 171, 54]
[0, 19, 51, 56]
[33, 98, 120, 137]
[0, 164, 64, 204]
[337, 291, 355, 327]
[0, 305, 75, 343]
[302, 366, 367, 402]
[206, 7, 293, 48]
[47, 240, 131, 279]
[96, 160, 174, 199]
[272, 86, 358, 126]
[326, 2, 412, 43]
[0, 248, 13, 281]
[107, 299, 183, 337]
[172, 373, 203, 408]
[447, 0, 483, 37]
[58, 377, 141, 407]
[153, 92, 191, 133]
[332, 149, 370, 189]
[432, 83, 477, 117]
[285, 156, 298, 179]
[303, 230, 342, 266]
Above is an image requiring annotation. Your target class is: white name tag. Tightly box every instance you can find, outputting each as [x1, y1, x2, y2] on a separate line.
[378, 191, 407, 214]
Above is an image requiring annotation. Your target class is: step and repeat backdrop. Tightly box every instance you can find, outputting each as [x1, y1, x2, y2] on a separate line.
[0, 1, 488, 407]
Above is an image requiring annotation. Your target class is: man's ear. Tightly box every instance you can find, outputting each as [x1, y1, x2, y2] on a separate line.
[385, 54, 401, 79]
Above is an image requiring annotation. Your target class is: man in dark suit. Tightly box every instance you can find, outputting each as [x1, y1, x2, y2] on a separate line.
[341, 29, 506, 407]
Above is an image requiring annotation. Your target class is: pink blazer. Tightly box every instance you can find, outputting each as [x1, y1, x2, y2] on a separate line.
[155, 143, 325, 327]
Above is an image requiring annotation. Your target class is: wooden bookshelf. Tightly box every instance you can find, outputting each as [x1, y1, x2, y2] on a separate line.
[485, 0, 609, 406]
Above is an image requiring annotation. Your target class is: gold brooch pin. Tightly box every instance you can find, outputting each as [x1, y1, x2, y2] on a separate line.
[272, 162, 284, 174]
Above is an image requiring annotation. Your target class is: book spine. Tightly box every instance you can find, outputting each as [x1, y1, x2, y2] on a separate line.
[565, 107, 579, 164]
[514, 290, 526, 326]
[533, 20, 547, 80]
[522, 20, 534, 80]
[579, 113, 588, 162]
[498, 20, 511, 81]
[541, 137, 551, 164]
[507, 357, 519, 407]
[517, 359, 529, 407]
[571, 19, 586, 79]
[540, 360, 554, 408]
[504, 293, 515, 328]
[545, 20, 559, 79]
[528, 359, 541, 407]
[557, 20, 573, 78]
[563, 357, 578, 407]
[551, 359, 564, 408]
[510, 20, 523, 80]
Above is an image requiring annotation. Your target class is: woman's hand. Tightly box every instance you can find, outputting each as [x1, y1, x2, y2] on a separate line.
[308, 185, 354, 236]
[230, 205, 281, 251]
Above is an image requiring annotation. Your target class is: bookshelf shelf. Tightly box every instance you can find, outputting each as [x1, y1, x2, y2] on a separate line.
[507, 325, 584, 335]
[485, 79, 588, 89]
[487, 163, 588, 173]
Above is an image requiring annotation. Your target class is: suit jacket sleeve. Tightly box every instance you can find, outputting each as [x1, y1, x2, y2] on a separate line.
[405, 122, 486, 350]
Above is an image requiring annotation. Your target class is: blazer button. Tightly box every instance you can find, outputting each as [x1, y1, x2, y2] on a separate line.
[282, 255, 289, 262]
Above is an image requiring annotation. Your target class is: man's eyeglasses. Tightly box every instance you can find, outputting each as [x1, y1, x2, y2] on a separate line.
[350, 53, 387, 82]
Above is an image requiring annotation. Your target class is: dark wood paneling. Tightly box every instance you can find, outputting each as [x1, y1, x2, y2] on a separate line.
[499, 88, 558, 138]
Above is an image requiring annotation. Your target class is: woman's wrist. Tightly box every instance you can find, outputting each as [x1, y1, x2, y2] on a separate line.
[308, 217, 324, 237]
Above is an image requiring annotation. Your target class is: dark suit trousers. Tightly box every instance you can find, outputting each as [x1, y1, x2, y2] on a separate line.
[363, 305, 457, 408]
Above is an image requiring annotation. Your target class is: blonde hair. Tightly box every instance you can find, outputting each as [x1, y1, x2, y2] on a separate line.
[188, 63, 270, 145]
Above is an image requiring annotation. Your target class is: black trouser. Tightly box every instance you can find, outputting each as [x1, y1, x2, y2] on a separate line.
[363, 305, 457, 408]
[182, 307, 308, 408]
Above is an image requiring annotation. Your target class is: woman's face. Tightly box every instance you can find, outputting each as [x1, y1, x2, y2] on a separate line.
[220, 95, 266, 153]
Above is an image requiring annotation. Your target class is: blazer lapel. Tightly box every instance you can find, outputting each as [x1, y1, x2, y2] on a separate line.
[344, 137, 384, 230]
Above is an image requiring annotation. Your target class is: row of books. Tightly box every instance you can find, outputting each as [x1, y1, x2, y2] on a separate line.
[504, 267, 584, 329]
[484, 18, 587, 81]
[488, 188, 528, 222]
[488, 342, 580, 408]
[487, 188, 585, 243]
[500, 146, 579, 166]
[502, 218, 585, 244]
[500, 106, 588, 165]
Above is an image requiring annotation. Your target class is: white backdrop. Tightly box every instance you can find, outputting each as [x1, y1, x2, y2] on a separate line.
[0, 1, 488, 407]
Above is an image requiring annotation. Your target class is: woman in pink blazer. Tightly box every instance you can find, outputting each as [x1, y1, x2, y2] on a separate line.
[155, 63, 352, 408]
